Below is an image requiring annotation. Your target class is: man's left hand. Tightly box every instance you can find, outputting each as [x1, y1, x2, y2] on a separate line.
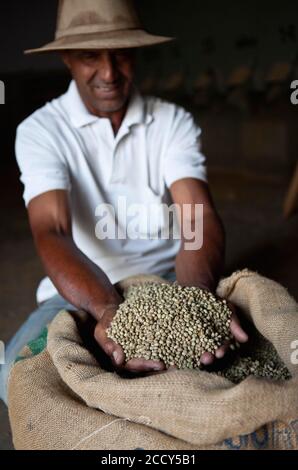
[200, 300, 248, 366]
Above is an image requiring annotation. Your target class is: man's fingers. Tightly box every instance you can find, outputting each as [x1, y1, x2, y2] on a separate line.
[124, 358, 166, 373]
[230, 314, 248, 343]
[200, 352, 215, 365]
[110, 345, 125, 367]
[215, 341, 230, 359]
[94, 324, 125, 366]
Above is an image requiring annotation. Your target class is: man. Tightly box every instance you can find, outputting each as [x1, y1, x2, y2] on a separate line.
[0, 0, 247, 404]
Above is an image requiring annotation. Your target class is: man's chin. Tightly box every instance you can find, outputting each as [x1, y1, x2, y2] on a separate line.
[92, 97, 128, 115]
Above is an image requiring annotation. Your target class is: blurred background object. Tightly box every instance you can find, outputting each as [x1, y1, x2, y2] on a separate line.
[284, 162, 298, 217]
[225, 63, 255, 111]
[0, 0, 298, 449]
[265, 60, 293, 102]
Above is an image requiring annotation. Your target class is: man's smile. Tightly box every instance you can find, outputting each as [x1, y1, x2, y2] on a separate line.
[91, 83, 122, 98]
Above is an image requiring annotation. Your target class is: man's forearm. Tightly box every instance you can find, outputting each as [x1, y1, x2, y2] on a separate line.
[175, 211, 225, 292]
[34, 231, 122, 321]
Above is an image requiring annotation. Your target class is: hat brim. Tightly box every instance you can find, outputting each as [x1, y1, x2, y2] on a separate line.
[24, 29, 174, 54]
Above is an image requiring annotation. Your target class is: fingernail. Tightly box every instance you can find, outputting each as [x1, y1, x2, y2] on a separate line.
[112, 351, 120, 364]
[152, 365, 163, 371]
[203, 356, 213, 365]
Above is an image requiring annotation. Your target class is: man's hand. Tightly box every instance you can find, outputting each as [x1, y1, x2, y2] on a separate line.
[200, 300, 248, 366]
[94, 303, 166, 374]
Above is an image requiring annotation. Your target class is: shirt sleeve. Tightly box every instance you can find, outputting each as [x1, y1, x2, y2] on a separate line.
[15, 117, 71, 207]
[163, 107, 208, 188]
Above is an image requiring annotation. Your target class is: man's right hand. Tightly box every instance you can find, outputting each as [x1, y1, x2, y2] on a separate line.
[94, 303, 166, 374]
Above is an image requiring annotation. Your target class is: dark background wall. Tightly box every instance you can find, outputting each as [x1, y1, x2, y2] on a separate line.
[1, 1, 298, 75]
[1, 0, 298, 176]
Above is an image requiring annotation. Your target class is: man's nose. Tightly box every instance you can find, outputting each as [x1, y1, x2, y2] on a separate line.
[97, 52, 119, 82]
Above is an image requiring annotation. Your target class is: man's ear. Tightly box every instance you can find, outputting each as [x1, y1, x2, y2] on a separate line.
[60, 52, 71, 70]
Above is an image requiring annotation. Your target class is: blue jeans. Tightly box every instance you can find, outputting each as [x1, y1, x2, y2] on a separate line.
[0, 271, 176, 405]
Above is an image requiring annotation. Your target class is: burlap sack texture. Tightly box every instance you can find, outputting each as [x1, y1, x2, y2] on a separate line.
[8, 269, 298, 450]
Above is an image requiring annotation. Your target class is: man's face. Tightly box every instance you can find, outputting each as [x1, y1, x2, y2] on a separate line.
[62, 49, 136, 115]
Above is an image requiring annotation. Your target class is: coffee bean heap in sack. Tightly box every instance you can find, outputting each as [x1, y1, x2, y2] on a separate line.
[216, 330, 291, 384]
[107, 282, 233, 369]
[107, 282, 292, 382]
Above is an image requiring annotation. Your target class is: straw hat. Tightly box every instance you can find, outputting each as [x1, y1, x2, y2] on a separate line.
[25, 0, 173, 54]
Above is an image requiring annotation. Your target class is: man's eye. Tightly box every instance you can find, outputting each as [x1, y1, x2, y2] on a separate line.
[81, 52, 98, 61]
[115, 50, 130, 59]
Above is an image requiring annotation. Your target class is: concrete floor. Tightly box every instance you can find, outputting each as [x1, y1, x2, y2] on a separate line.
[0, 166, 297, 450]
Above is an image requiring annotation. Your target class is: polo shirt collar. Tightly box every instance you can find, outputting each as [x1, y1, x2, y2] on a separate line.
[64, 80, 153, 129]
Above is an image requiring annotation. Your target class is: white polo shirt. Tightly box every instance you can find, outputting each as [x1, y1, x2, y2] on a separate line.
[15, 80, 207, 303]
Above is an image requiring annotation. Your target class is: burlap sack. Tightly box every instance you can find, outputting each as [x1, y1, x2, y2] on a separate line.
[8, 269, 298, 450]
